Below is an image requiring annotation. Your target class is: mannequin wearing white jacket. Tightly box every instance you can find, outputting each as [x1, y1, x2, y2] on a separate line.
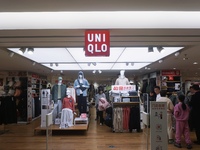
[115, 70, 130, 85]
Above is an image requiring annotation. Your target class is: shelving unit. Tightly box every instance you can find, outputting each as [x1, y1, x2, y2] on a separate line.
[160, 70, 181, 95]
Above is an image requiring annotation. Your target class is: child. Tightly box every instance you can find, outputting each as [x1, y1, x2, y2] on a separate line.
[174, 94, 192, 149]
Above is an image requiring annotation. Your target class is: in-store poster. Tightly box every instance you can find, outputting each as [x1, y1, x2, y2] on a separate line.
[150, 102, 168, 150]
[41, 89, 51, 127]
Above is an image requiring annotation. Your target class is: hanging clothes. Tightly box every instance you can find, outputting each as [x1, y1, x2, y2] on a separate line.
[129, 106, 141, 132]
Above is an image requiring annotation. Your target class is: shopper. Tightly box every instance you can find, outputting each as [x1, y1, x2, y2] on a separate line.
[98, 97, 111, 126]
[154, 86, 161, 101]
[174, 94, 192, 149]
[157, 90, 174, 144]
[186, 86, 195, 131]
[95, 86, 106, 123]
[189, 84, 200, 145]
[149, 90, 156, 102]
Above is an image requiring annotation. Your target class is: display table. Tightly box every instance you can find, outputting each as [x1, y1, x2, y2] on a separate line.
[34, 117, 89, 135]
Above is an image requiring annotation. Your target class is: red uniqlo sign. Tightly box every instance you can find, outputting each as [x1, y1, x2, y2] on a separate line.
[85, 30, 110, 56]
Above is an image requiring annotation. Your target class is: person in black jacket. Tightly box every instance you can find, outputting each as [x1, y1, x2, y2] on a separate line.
[189, 84, 200, 145]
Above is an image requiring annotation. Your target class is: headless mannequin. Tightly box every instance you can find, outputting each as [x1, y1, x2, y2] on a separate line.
[115, 70, 130, 85]
[51, 76, 66, 117]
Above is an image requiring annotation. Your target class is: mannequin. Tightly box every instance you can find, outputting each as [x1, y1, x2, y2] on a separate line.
[60, 90, 74, 128]
[51, 76, 66, 116]
[74, 71, 89, 115]
[62, 90, 75, 112]
[115, 70, 130, 85]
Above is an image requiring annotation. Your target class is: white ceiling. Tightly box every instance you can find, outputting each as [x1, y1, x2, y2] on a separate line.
[8, 47, 182, 71]
[0, 0, 200, 84]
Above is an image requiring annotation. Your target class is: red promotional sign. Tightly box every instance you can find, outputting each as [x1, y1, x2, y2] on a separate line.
[85, 30, 110, 56]
[161, 70, 180, 76]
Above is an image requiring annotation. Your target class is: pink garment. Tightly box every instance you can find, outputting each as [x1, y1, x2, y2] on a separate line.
[174, 102, 190, 121]
[174, 102, 191, 144]
[62, 96, 75, 111]
[98, 97, 110, 111]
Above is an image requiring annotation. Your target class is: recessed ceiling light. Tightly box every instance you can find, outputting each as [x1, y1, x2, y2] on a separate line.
[175, 52, 180, 56]
[193, 62, 198, 65]
[9, 52, 14, 57]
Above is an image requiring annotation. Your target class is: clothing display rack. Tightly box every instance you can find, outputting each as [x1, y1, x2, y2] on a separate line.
[112, 101, 141, 133]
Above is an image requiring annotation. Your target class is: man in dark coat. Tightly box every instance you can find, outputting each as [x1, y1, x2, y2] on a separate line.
[189, 84, 200, 145]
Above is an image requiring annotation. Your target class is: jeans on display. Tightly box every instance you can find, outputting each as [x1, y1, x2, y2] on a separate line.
[77, 95, 87, 115]
[57, 100, 62, 117]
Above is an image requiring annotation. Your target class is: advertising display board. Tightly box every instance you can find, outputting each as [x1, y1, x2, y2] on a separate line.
[150, 102, 168, 150]
[41, 89, 51, 127]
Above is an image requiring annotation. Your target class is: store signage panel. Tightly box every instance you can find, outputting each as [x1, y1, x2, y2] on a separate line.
[161, 70, 180, 76]
[150, 102, 168, 150]
[85, 30, 110, 56]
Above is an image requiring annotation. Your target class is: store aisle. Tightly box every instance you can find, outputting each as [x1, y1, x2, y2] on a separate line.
[0, 106, 199, 150]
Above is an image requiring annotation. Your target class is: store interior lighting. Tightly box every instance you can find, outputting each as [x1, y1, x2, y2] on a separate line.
[98, 70, 102, 74]
[158, 60, 163, 63]
[9, 52, 14, 57]
[92, 70, 96, 74]
[92, 62, 97, 66]
[175, 52, 180, 56]
[157, 46, 164, 53]
[18, 47, 26, 55]
[148, 47, 154, 52]
[27, 47, 34, 55]
[8, 47, 183, 71]
[126, 62, 134, 66]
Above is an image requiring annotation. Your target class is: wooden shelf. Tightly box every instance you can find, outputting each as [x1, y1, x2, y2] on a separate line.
[113, 102, 140, 105]
[34, 123, 89, 135]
